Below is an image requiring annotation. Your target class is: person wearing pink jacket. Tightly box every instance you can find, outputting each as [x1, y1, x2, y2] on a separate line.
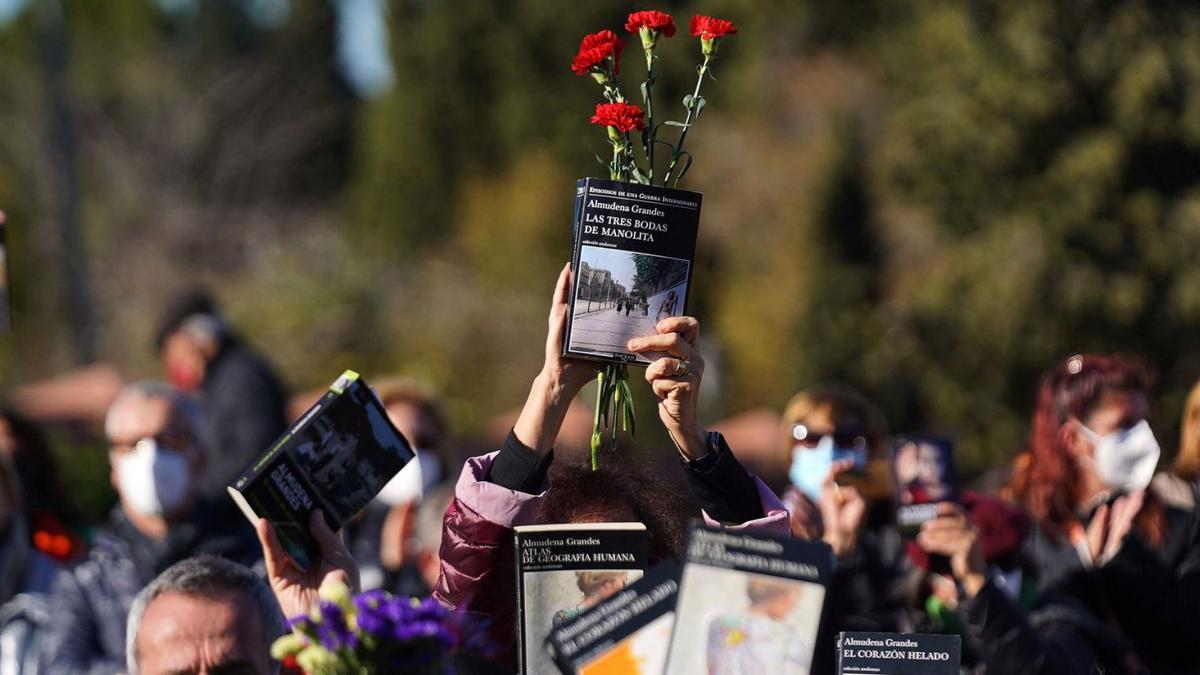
[433, 264, 788, 668]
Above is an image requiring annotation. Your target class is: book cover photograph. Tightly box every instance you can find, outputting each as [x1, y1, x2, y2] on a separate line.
[837, 632, 962, 674]
[514, 522, 649, 675]
[892, 436, 959, 534]
[565, 178, 701, 364]
[546, 562, 680, 675]
[665, 524, 833, 675]
[227, 370, 415, 570]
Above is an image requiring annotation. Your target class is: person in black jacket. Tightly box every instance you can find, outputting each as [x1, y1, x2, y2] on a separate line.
[155, 290, 288, 501]
[780, 385, 909, 674]
[41, 382, 261, 674]
[1005, 354, 1200, 674]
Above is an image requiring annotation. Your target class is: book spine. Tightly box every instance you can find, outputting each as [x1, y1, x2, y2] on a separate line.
[514, 530, 529, 675]
[562, 178, 589, 357]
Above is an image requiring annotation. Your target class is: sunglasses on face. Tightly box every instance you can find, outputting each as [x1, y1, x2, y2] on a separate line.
[791, 423, 868, 450]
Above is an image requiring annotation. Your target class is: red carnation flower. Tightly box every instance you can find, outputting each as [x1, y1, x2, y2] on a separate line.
[572, 30, 625, 76]
[590, 102, 645, 133]
[689, 15, 738, 40]
[625, 10, 676, 37]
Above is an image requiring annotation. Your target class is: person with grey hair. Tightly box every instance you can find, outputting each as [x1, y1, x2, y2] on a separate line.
[42, 382, 262, 674]
[126, 555, 286, 675]
[155, 289, 288, 505]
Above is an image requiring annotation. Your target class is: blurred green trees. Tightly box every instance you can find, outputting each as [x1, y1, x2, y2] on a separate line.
[2, 0, 1200, 478]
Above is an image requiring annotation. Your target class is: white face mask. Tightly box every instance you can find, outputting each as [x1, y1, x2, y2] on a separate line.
[1078, 419, 1161, 492]
[115, 438, 192, 517]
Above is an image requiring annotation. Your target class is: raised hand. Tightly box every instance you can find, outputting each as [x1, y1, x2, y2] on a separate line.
[255, 509, 360, 620]
[918, 502, 987, 598]
[1085, 489, 1144, 565]
[628, 316, 707, 459]
[513, 263, 599, 455]
[817, 459, 868, 557]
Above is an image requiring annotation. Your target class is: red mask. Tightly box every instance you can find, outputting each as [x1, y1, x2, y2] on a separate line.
[167, 361, 203, 392]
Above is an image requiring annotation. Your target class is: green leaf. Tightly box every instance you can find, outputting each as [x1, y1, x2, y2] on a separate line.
[662, 120, 691, 128]
[640, 81, 650, 104]
[673, 152, 694, 187]
[630, 165, 650, 184]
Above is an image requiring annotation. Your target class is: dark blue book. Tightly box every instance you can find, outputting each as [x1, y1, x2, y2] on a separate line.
[565, 178, 702, 365]
[227, 370, 414, 570]
[837, 632, 961, 674]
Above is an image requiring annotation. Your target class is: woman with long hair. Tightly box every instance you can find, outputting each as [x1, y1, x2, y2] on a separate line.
[1006, 354, 1200, 674]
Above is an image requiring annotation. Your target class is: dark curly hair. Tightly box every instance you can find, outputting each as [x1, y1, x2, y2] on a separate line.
[536, 453, 695, 563]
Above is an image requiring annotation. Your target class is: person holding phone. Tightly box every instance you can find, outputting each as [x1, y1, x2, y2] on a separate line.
[779, 385, 909, 674]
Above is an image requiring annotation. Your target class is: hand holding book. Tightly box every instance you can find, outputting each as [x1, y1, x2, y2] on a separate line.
[628, 316, 708, 460]
[256, 509, 361, 619]
[514, 264, 600, 456]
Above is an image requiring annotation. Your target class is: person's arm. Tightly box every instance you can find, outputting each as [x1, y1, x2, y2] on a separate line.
[434, 264, 597, 669]
[40, 568, 125, 675]
[630, 318, 788, 534]
[960, 581, 1099, 675]
[497, 261, 598, 489]
[920, 502, 1099, 675]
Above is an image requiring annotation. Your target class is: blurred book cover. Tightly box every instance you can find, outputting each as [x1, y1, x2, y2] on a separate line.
[546, 561, 679, 675]
[665, 523, 833, 675]
[892, 436, 960, 536]
[514, 522, 649, 675]
[227, 370, 414, 570]
[837, 632, 961, 674]
[565, 178, 701, 365]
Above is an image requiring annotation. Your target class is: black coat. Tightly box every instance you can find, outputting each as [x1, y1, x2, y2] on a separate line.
[40, 501, 262, 674]
[198, 340, 288, 500]
[1015, 488, 1200, 675]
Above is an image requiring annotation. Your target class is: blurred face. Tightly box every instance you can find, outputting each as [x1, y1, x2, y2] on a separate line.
[1068, 389, 1150, 462]
[107, 394, 202, 518]
[162, 332, 208, 392]
[135, 590, 271, 675]
[384, 401, 441, 452]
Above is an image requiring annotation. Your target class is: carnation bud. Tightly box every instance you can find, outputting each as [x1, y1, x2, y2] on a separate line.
[701, 37, 718, 56]
[638, 26, 658, 51]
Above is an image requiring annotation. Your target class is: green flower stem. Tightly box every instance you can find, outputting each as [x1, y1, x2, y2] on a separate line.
[664, 54, 712, 185]
[642, 42, 657, 183]
[589, 363, 636, 470]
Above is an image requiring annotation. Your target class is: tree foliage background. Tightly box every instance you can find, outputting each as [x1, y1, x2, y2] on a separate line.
[3, 0, 1200, 498]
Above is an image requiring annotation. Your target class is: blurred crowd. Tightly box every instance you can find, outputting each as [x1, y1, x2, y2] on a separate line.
[1, 267, 1199, 675]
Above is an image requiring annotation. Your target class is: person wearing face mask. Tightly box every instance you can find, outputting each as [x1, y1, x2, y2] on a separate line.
[155, 290, 288, 508]
[346, 378, 450, 596]
[1005, 354, 1200, 674]
[779, 385, 909, 674]
[41, 382, 262, 675]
